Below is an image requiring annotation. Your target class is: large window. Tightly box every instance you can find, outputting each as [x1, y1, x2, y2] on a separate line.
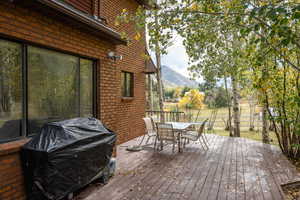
[121, 71, 134, 97]
[0, 40, 22, 141]
[80, 59, 94, 117]
[0, 39, 95, 141]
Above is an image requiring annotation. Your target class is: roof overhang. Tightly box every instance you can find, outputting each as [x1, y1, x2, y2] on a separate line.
[11, 0, 127, 45]
[144, 50, 157, 74]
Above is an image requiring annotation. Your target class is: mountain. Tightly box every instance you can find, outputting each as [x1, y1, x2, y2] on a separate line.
[161, 65, 199, 88]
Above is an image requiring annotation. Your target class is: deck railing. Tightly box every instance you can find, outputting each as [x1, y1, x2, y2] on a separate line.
[146, 110, 186, 122]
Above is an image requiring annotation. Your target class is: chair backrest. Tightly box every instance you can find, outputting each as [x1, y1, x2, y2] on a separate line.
[197, 119, 208, 138]
[156, 123, 175, 140]
[208, 109, 218, 129]
[143, 117, 155, 134]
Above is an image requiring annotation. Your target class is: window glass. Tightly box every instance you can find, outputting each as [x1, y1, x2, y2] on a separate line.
[121, 72, 125, 97]
[80, 59, 93, 117]
[28, 46, 79, 134]
[0, 40, 94, 141]
[0, 40, 22, 141]
[126, 73, 131, 96]
[121, 71, 133, 97]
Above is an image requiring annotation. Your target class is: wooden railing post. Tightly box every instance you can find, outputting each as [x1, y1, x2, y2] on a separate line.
[146, 110, 185, 123]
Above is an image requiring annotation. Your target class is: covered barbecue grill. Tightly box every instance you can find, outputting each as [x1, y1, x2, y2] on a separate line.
[21, 117, 116, 200]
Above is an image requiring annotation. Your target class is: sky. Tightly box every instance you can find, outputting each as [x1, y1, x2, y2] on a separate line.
[161, 37, 191, 78]
[149, 36, 191, 78]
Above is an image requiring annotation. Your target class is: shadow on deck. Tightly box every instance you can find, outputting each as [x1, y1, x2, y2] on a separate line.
[78, 134, 300, 200]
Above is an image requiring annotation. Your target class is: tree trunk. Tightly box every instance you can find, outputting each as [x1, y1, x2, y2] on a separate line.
[231, 75, 240, 137]
[224, 76, 233, 136]
[153, 12, 165, 122]
[155, 54, 165, 122]
[248, 96, 256, 131]
[147, 74, 154, 110]
[262, 103, 270, 144]
[261, 62, 270, 144]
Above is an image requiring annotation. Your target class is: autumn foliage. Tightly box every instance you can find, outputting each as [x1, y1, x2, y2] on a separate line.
[179, 89, 204, 110]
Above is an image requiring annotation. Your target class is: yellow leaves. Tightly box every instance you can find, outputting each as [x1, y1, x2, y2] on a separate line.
[120, 32, 128, 40]
[259, 86, 270, 93]
[179, 89, 204, 110]
[190, 3, 199, 11]
[173, 18, 181, 24]
[258, 1, 268, 6]
[174, 87, 182, 99]
[134, 32, 142, 41]
[142, 53, 150, 60]
[281, 47, 289, 52]
[114, 20, 120, 26]
[220, 1, 232, 17]
[220, 1, 231, 9]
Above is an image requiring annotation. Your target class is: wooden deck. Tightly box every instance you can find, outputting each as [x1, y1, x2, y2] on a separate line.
[80, 135, 300, 200]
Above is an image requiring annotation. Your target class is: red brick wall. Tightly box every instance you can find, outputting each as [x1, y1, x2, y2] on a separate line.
[101, 0, 147, 143]
[0, 0, 146, 199]
[0, 140, 28, 200]
[66, 0, 93, 14]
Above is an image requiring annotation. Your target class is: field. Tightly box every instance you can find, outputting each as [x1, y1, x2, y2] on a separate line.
[163, 101, 279, 146]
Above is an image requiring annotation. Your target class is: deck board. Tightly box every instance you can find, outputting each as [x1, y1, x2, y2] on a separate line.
[79, 135, 300, 200]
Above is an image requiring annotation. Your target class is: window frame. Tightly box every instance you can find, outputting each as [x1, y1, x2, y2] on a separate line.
[121, 71, 134, 98]
[0, 36, 98, 143]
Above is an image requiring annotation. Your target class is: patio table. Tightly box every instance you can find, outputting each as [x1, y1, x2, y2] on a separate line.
[165, 122, 196, 152]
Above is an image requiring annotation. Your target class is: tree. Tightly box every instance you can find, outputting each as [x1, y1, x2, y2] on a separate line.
[203, 86, 229, 108]
[117, 0, 300, 158]
[180, 86, 192, 97]
[177, 16, 245, 137]
[164, 88, 175, 100]
[178, 89, 204, 110]
[173, 87, 182, 100]
[116, 3, 173, 122]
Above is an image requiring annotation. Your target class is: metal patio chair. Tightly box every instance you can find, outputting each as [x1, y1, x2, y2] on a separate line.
[207, 109, 218, 134]
[140, 117, 158, 148]
[181, 119, 209, 150]
[156, 123, 179, 153]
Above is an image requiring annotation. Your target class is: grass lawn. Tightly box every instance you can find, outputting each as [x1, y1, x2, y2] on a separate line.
[212, 129, 279, 146]
[163, 101, 279, 146]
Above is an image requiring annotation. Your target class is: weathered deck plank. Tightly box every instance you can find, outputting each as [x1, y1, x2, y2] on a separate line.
[80, 135, 300, 200]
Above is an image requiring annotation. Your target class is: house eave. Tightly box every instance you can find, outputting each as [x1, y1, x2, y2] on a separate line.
[12, 0, 128, 45]
[144, 50, 157, 74]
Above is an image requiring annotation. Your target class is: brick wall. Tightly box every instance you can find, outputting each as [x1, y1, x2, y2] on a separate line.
[66, 0, 93, 14]
[0, 0, 146, 199]
[0, 140, 28, 200]
[102, 0, 147, 143]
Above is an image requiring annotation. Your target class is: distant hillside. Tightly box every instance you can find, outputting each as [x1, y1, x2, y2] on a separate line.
[161, 65, 198, 88]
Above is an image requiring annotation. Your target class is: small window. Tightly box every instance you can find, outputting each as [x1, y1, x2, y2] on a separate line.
[121, 71, 134, 97]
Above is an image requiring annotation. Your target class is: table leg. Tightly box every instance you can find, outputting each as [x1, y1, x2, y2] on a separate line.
[178, 132, 181, 153]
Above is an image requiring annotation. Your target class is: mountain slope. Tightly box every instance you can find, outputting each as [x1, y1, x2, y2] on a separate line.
[161, 65, 198, 88]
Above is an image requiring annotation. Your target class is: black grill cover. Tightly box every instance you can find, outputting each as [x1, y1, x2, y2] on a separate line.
[21, 118, 117, 200]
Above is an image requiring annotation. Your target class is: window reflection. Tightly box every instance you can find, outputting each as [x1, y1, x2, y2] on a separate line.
[121, 71, 133, 97]
[28, 47, 81, 134]
[80, 59, 93, 117]
[0, 40, 22, 140]
[0, 41, 94, 140]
